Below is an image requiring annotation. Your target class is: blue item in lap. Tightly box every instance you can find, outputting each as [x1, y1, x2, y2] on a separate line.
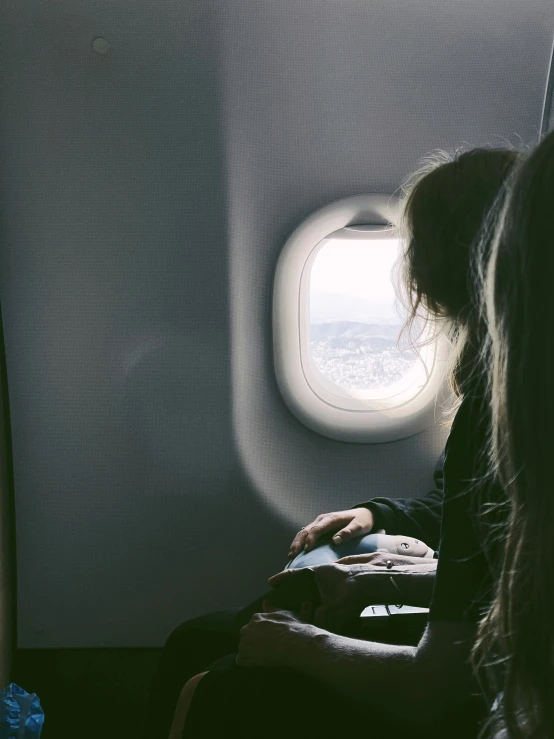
[286, 532, 434, 569]
[0, 683, 44, 738]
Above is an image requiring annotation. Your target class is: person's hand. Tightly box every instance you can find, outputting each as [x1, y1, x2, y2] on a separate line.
[288, 508, 375, 558]
[337, 552, 437, 568]
[235, 603, 316, 668]
[269, 563, 366, 634]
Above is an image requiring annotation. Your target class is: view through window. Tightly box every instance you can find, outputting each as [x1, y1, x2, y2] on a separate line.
[309, 236, 427, 396]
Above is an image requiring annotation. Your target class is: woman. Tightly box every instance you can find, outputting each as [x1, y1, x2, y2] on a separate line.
[162, 144, 526, 739]
[472, 127, 554, 738]
[142, 461, 445, 739]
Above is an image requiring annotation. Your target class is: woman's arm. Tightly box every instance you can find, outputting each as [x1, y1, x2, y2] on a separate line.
[286, 619, 476, 721]
[289, 453, 446, 557]
[178, 616, 476, 737]
[351, 452, 446, 550]
[236, 610, 477, 723]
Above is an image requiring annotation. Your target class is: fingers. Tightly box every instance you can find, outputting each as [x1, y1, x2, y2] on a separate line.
[302, 523, 328, 554]
[331, 508, 374, 545]
[307, 514, 368, 550]
[288, 518, 333, 558]
[288, 513, 344, 558]
[330, 524, 361, 547]
[287, 512, 354, 558]
[288, 528, 309, 559]
[288, 509, 375, 557]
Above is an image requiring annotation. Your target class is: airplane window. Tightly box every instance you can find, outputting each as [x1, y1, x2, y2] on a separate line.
[273, 194, 449, 444]
[309, 233, 429, 402]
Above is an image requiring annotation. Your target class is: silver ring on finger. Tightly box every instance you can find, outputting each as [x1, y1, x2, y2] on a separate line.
[386, 560, 393, 570]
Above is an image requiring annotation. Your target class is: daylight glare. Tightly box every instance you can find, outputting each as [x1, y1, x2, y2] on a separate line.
[309, 236, 422, 394]
[310, 238, 400, 302]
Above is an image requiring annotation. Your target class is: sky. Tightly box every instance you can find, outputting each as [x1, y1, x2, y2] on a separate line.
[309, 237, 401, 301]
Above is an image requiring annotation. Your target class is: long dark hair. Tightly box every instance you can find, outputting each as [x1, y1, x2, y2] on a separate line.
[394, 145, 525, 404]
[472, 127, 554, 738]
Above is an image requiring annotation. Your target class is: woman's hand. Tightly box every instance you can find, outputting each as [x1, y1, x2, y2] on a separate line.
[269, 563, 368, 634]
[236, 603, 316, 668]
[288, 508, 375, 558]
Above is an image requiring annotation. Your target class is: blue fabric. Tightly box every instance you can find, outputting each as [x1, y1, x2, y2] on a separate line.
[285, 531, 434, 569]
[285, 532, 384, 568]
[0, 683, 44, 738]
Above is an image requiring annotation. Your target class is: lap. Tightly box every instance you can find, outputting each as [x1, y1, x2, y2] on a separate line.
[141, 608, 242, 739]
[142, 594, 271, 739]
[183, 660, 363, 739]
[184, 659, 485, 739]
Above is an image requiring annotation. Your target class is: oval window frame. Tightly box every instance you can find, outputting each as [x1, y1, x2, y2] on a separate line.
[272, 193, 450, 443]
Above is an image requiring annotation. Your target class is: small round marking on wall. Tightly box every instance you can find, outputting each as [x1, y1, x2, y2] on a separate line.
[92, 37, 110, 55]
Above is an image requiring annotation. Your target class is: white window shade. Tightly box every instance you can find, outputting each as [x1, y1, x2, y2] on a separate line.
[273, 194, 450, 443]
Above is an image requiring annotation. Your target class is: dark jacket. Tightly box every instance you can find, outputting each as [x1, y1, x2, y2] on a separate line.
[354, 452, 445, 551]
